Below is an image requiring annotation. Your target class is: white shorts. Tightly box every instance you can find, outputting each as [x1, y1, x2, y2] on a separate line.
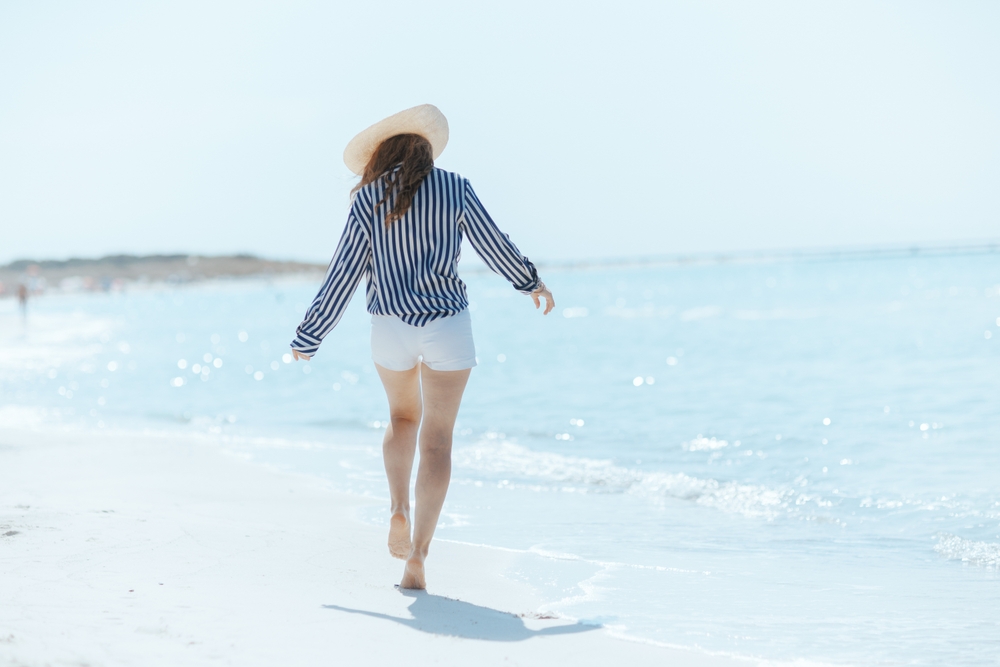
[370, 310, 477, 372]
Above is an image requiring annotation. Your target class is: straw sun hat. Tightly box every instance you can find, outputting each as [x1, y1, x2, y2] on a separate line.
[343, 104, 449, 175]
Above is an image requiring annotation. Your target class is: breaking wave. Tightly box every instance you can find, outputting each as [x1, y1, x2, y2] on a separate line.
[454, 441, 800, 519]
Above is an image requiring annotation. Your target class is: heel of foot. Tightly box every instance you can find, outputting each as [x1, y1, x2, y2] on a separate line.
[399, 559, 426, 590]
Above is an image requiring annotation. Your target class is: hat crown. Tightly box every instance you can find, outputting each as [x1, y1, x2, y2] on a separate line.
[343, 104, 449, 175]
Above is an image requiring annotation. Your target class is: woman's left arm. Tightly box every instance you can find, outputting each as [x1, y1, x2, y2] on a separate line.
[460, 181, 555, 314]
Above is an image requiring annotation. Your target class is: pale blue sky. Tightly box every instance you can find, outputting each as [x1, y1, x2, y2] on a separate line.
[1, 1, 997, 265]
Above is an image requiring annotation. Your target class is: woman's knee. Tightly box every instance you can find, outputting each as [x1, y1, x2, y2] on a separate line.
[419, 424, 453, 454]
[390, 411, 421, 431]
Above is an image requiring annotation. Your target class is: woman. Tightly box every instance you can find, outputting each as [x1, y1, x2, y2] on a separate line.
[289, 104, 554, 589]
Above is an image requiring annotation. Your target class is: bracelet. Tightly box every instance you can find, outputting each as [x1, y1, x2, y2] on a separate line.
[532, 280, 547, 294]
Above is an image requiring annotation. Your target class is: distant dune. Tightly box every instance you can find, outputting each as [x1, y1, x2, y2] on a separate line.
[0, 254, 326, 296]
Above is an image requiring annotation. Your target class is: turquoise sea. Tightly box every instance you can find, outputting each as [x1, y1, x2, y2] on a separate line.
[2, 252, 999, 665]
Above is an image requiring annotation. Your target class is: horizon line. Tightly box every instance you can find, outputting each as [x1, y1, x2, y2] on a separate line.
[531, 238, 1000, 271]
[3, 238, 999, 273]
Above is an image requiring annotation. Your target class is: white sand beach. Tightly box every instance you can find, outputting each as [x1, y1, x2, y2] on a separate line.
[0, 425, 753, 667]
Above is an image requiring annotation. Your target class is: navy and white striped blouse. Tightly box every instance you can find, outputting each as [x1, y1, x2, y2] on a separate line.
[290, 167, 541, 357]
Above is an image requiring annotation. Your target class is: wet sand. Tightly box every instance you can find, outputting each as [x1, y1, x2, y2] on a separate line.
[0, 426, 752, 666]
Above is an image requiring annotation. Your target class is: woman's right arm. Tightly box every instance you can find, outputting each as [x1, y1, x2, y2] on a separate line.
[289, 211, 370, 358]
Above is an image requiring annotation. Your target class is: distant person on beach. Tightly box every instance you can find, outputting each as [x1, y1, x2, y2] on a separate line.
[18, 283, 28, 318]
[289, 105, 554, 589]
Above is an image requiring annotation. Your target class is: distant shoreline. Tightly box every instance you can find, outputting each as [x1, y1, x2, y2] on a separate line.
[0, 254, 327, 297]
[2, 240, 997, 297]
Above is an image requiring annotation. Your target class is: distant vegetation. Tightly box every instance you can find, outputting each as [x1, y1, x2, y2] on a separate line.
[0, 254, 326, 297]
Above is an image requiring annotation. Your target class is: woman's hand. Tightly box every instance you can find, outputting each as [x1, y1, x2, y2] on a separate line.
[531, 284, 555, 315]
[291, 349, 312, 361]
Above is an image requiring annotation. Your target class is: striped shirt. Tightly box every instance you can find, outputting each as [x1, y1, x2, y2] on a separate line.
[290, 167, 541, 357]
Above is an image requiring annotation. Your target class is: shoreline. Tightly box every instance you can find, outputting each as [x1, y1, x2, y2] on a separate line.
[4, 238, 999, 299]
[0, 425, 756, 666]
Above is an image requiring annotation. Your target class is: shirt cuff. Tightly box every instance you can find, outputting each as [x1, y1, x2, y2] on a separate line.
[290, 332, 321, 357]
[515, 277, 542, 295]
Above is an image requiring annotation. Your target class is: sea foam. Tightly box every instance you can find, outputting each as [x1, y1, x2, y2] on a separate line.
[454, 441, 799, 519]
[934, 535, 1000, 568]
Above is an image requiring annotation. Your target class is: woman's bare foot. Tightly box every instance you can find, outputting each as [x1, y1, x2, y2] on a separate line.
[399, 554, 426, 589]
[388, 512, 411, 560]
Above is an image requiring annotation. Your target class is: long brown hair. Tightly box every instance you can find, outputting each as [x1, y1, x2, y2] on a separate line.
[352, 133, 434, 226]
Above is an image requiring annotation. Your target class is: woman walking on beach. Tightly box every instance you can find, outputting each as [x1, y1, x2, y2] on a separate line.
[289, 105, 554, 589]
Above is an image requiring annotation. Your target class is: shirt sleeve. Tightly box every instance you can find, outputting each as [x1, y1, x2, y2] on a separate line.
[290, 209, 370, 356]
[459, 180, 541, 295]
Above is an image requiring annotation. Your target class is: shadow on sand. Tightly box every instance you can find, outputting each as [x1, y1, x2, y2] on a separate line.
[323, 589, 599, 642]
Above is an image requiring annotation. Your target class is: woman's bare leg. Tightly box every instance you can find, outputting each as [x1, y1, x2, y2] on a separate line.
[374, 362, 471, 586]
[374, 363, 422, 559]
[400, 364, 471, 589]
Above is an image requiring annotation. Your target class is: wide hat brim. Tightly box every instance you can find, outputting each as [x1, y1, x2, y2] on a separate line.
[343, 104, 449, 175]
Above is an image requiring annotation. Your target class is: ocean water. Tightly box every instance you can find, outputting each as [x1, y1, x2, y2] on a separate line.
[2, 253, 999, 666]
